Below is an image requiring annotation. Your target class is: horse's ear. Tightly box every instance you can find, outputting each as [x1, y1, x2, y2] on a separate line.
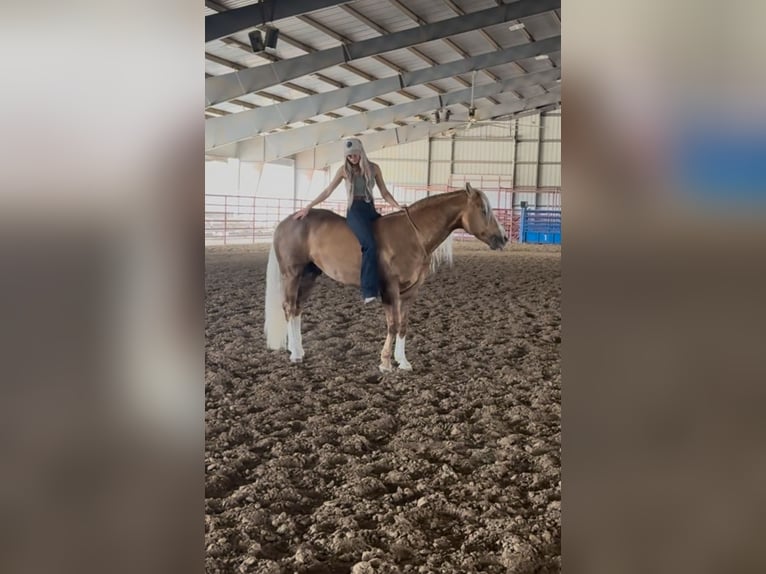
[465, 182, 481, 197]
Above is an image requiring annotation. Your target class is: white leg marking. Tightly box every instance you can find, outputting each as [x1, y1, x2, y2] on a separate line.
[394, 335, 412, 370]
[294, 315, 304, 358]
[288, 316, 303, 363]
[286, 316, 295, 357]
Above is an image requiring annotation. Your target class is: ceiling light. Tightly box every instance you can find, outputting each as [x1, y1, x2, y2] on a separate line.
[248, 25, 279, 53]
[248, 29, 264, 52]
[534, 55, 550, 60]
[263, 26, 279, 50]
[508, 23, 525, 32]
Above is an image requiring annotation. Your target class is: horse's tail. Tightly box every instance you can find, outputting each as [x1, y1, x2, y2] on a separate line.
[430, 233, 454, 273]
[264, 243, 288, 350]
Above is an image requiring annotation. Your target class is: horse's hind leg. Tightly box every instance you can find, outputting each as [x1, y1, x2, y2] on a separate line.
[297, 262, 321, 308]
[284, 263, 322, 363]
[291, 263, 322, 362]
[281, 267, 304, 363]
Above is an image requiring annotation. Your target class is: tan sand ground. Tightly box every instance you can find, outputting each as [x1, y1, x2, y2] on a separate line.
[205, 241, 561, 573]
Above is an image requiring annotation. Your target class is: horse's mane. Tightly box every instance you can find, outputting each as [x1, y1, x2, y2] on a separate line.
[410, 192, 460, 271]
[430, 233, 453, 272]
[410, 189, 464, 211]
[378, 191, 462, 272]
[378, 189, 463, 221]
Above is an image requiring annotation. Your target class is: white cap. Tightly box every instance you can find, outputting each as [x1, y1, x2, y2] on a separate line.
[343, 137, 365, 156]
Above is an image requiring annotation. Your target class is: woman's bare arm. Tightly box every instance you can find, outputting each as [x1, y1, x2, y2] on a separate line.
[293, 167, 344, 219]
[374, 164, 401, 209]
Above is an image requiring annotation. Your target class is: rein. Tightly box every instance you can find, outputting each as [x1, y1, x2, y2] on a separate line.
[402, 206, 428, 257]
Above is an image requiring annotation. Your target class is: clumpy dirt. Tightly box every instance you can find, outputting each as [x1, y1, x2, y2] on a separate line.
[206, 242, 561, 573]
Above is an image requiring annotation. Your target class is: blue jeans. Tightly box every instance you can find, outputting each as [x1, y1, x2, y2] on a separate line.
[346, 199, 381, 298]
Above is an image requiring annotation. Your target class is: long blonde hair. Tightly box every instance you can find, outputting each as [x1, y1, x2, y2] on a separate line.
[342, 137, 375, 192]
[343, 156, 375, 190]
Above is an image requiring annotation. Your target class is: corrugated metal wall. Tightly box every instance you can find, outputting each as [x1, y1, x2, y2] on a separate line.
[539, 113, 561, 186]
[363, 140, 430, 185]
[428, 139, 453, 185]
[373, 110, 561, 195]
[206, 110, 561, 206]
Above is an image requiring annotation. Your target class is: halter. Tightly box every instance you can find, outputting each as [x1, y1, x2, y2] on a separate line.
[402, 206, 428, 257]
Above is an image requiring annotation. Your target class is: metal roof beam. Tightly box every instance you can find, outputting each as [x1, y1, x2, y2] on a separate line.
[206, 0, 561, 106]
[205, 38, 560, 147]
[333, 6, 451, 102]
[304, 90, 562, 166]
[206, 89, 560, 163]
[206, 69, 561, 154]
[295, 14, 422, 101]
[440, 0, 525, 98]
[214, 30, 399, 108]
[390, 0, 500, 104]
[206, 0, 353, 43]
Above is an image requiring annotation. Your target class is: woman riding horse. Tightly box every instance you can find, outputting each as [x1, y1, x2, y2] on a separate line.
[293, 137, 402, 303]
[266, 182, 508, 369]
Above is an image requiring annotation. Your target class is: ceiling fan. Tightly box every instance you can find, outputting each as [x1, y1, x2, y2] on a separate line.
[432, 71, 554, 135]
[432, 72, 513, 132]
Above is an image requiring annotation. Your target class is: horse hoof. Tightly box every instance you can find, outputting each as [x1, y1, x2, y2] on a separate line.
[397, 363, 413, 371]
[379, 363, 393, 373]
[290, 356, 303, 364]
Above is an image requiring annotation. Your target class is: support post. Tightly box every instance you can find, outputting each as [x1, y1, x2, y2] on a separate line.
[224, 195, 228, 245]
[519, 200, 527, 244]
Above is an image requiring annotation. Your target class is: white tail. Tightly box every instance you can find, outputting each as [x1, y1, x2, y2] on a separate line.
[264, 243, 288, 350]
[430, 233, 454, 273]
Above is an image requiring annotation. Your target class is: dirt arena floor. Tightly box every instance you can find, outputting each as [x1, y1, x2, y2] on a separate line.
[205, 241, 561, 573]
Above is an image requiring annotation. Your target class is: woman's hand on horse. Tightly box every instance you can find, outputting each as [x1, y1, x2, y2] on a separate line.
[293, 207, 310, 220]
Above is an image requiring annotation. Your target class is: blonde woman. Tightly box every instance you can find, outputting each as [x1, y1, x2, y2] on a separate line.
[294, 137, 401, 303]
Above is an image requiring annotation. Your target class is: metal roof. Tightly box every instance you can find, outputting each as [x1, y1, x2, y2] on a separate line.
[205, 0, 561, 162]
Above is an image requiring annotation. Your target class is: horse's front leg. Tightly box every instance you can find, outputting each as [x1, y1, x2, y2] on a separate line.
[394, 293, 418, 371]
[379, 300, 398, 373]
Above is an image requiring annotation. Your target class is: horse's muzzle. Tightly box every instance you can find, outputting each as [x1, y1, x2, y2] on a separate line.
[490, 233, 508, 250]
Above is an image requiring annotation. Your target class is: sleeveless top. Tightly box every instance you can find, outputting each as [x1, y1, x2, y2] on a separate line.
[344, 166, 375, 209]
[352, 174, 371, 200]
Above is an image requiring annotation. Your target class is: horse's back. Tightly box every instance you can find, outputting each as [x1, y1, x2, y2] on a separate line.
[272, 208, 429, 288]
[274, 209, 354, 249]
[274, 210, 361, 284]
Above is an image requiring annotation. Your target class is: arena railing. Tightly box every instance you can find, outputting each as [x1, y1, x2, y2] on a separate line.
[205, 185, 559, 246]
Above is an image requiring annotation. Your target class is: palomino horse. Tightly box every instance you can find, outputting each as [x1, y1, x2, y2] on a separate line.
[264, 183, 508, 371]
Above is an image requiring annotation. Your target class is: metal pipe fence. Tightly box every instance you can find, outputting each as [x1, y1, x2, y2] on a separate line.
[205, 186, 560, 246]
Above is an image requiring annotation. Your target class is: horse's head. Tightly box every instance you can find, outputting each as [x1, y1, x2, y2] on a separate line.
[460, 183, 508, 250]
